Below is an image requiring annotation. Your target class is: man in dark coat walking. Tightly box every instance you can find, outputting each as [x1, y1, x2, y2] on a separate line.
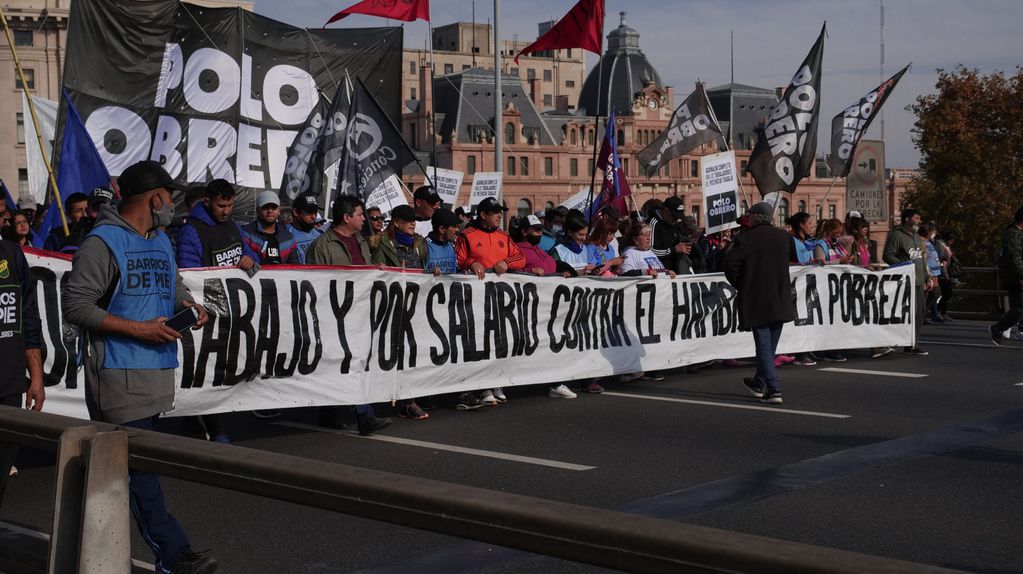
[723, 202, 796, 404]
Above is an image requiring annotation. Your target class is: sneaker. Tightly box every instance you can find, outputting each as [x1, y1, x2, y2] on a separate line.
[776, 355, 796, 364]
[212, 434, 230, 445]
[480, 390, 499, 405]
[584, 381, 604, 394]
[455, 393, 484, 411]
[492, 388, 507, 403]
[905, 346, 929, 356]
[773, 356, 788, 367]
[548, 384, 578, 399]
[759, 392, 783, 405]
[742, 377, 765, 399]
[618, 372, 644, 383]
[172, 549, 219, 574]
[819, 352, 847, 362]
[251, 410, 281, 419]
[8, 465, 16, 477]
[990, 325, 1004, 346]
[871, 346, 894, 359]
[401, 403, 429, 420]
[792, 357, 817, 366]
[642, 371, 666, 381]
[357, 416, 392, 436]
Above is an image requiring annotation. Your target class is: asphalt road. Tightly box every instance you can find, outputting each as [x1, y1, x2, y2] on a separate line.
[3, 319, 1022, 573]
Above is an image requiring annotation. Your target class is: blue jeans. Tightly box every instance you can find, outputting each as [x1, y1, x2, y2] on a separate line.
[752, 322, 784, 394]
[123, 417, 191, 573]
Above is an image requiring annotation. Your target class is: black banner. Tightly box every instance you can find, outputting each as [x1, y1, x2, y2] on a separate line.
[637, 84, 722, 177]
[827, 65, 909, 178]
[56, 0, 402, 217]
[747, 24, 825, 197]
[279, 80, 352, 204]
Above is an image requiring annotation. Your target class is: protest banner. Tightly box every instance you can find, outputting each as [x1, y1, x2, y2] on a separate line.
[364, 175, 409, 218]
[845, 140, 887, 222]
[700, 152, 740, 234]
[57, 0, 402, 218]
[467, 172, 502, 209]
[429, 167, 465, 207]
[28, 249, 915, 420]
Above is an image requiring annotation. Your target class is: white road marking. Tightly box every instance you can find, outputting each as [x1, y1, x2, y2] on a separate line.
[818, 367, 928, 379]
[918, 339, 1019, 350]
[1015, 382, 1023, 387]
[602, 391, 850, 419]
[274, 421, 596, 471]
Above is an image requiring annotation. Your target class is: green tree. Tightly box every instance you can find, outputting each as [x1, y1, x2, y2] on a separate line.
[907, 66, 1022, 265]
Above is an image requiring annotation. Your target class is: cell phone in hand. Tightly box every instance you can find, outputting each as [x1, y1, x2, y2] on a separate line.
[164, 306, 200, 332]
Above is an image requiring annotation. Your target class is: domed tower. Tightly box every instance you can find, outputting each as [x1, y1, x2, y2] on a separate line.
[577, 12, 665, 117]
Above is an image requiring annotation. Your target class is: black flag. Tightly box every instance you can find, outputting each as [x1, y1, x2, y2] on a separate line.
[279, 81, 351, 203]
[336, 78, 421, 199]
[637, 83, 723, 177]
[747, 24, 826, 197]
[827, 65, 909, 177]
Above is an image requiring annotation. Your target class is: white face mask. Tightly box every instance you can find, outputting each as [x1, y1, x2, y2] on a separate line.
[930, 233, 936, 240]
[912, 224, 920, 233]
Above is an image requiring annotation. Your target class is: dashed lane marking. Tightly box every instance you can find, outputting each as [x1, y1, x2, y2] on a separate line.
[602, 391, 850, 419]
[818, 367, 928, 379]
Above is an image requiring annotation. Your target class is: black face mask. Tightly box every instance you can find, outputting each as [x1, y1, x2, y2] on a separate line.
[525, 234, 542, 246]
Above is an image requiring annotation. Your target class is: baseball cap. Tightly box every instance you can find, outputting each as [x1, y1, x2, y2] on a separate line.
[117, 160, 182, 197]
[748, 202, 774, 217]
[525, 214, 542, 227]
[390, 204, 416, 222]
[413, 185, 441, 204]
[431, 207, 460, 228]
[663, 196, 685, 214]
[257, 191, 281, 208]
[477, 197, 508, 213]
[293, 193, 320, 214]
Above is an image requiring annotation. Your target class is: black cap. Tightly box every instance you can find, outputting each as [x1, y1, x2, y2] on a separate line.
[117, 160, 182, 197]
[413, 185, 441, 204]
[89, 186, 115, 204]
[431, 207, 460, 228]
[390, 204, 416, 222]
[477, 197, 508, 213]
[293, 193, 320, 214]
[663, 196, 685, 213]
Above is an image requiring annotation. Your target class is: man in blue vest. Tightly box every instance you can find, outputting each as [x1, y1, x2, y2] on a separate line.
[63, 160, 218, 574]
[286, 192, 324, 264]
[0, 234, 44, 505]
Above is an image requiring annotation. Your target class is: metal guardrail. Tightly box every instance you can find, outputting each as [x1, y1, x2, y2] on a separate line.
[947, 267, 1008, 318]
[0, 407, 965, 574]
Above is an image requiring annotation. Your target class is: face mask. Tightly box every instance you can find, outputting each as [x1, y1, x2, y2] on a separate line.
[930, 233, 936, 240]
[551, 224, 563, 235]
[911, 224, 919, 233]
[152, 198, 175, 230]
[526, 235, 542, 246]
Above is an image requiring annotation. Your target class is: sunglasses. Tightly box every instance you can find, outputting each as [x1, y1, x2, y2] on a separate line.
[369, 216, 384, 222]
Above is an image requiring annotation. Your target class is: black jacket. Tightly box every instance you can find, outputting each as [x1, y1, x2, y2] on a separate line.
[649, 213, 705, 275]
[723, 222, 795, 330]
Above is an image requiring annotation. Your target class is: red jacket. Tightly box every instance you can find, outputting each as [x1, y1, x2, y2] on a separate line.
[455, 223, 525, 271]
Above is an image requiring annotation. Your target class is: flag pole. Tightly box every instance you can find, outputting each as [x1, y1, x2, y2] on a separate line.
[584, 2, 606, 220]
[427, 21, 438, 190]
[1, 6, 67, 236]
[814, 176, 841, 221]
[493, 0, 502, 204]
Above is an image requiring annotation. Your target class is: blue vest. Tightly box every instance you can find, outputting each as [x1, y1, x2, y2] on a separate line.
[89, 225, 178, 370]
[791, 236, 818, 264]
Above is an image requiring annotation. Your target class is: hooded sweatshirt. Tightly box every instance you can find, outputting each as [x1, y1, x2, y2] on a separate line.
[63, 205, 195, 424]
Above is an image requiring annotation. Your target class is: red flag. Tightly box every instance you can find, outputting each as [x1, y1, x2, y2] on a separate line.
[326, 0, 429, 25]
[514, 0, 604, 64]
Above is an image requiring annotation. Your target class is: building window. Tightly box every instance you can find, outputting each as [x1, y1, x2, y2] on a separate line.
[777, 198, 790, 227]
[739, 200, 748, 216]
[409, 61, 416, 75]
[13, 30, 32, 47]
[462, 64, 471, 70]
[543, 94, 552, 106]
[740, 160, 748, 174]
[570, 158, 578, 177]
[18, 169, 28, 198]
[691, 206, 700, 226]
[543, 69, 552, 82]
[510, 67, 519, 77]
[507, 155, 516, 176]
[690, 160, 699, 178]
[587, 129, 594, 146]
[617, 129, 624, 147]
[623, 158, 630, 176]
[566, 80, 575, 88]
[443, 63, 454, 75]
[569, 129, 577, 145]
[588, 158, 595, 177]
[798, 200, 806, 214]
[544, 156, 553, 176]
[517, 198, 532, 218]
[505, 122, 515, 145]
[527, 69, 536, 80]
[16, 113, 24, 145]
[410, 87, 416, 100]
[467, 156, 477, 175]
[520, 157, 529, 176]
[16, 69, 34, 90]
[408, 123, 417, 148]
[829, 204, 836, 219]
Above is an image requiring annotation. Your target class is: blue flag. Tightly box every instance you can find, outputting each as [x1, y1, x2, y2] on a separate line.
[36, 90, 111, 248]
[0, 179, 15, 218]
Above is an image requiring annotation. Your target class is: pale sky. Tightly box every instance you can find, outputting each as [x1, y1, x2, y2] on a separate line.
[255, 0, 1023, 169]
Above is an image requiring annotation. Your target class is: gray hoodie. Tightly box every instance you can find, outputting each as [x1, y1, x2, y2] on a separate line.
[63, 205, 194, 424]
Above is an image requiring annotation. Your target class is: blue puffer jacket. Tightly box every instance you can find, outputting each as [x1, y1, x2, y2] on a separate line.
[175, 202, 258, 269]
[240, 220, 300, 264]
